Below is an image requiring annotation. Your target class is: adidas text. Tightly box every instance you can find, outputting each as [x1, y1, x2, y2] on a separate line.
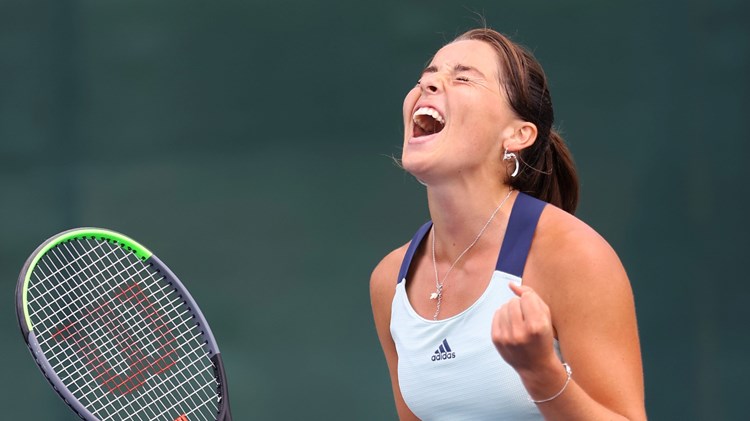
[431, 351, 456, 361]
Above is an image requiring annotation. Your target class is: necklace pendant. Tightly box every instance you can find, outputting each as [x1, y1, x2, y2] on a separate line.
[429, 292, 439, 300]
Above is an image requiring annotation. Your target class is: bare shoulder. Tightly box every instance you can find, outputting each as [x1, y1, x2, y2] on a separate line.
[526, 203, 637, 336]
[529, 204, 628, 296]
[370, 244, 409, 302]
[370, 243, 409, 348]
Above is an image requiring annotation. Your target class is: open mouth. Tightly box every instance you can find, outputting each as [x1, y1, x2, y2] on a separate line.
[412, 107, 446, 138]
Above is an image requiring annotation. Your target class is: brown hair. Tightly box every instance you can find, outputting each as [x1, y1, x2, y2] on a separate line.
[454, 28, 579, 214]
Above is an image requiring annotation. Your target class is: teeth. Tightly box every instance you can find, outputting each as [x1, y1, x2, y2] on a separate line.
[413, 107, 445, 125]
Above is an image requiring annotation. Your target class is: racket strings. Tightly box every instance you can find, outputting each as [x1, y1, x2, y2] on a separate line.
[35, 247, 166, 376]
[34, 239, 173, 363]
[60, 238, 215, 415]
[61, 295, 215, 414]
[35, 251, 154, 351]
[74, 325, 212, 420]
[37, 241, 206, 396]
[26, 238, 221, 420]
[97, 332, 214, 420]
[30, 242, 143, 333]
[37, 238, 220, 418]
[28, 241, 125, 318]
[116, 355, 216, 421]
[42, 282, 182, 395]
[26, 240, 109, 297]
[52, 282, 180, 390]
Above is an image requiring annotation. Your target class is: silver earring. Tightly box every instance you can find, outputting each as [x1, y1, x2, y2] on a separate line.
[503, 149, 519, 177]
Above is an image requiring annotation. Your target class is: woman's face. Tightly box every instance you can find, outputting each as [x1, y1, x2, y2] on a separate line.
[401, 40, 520, 184]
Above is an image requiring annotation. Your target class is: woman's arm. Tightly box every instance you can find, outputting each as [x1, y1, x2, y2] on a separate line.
[370, 246, 420, 421]
[493, 206, 646, 420]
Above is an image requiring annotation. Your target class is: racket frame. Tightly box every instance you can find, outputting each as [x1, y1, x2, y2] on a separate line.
[16, 228, 232, 421]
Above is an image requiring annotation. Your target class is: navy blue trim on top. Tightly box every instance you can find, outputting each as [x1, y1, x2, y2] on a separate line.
[496, 192, 547, 277]
[396, 192, 547, 284]
[397, 221, 433, 284]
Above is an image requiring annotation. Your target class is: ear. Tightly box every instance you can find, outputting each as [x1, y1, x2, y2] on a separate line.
[503, 121, 537, 152]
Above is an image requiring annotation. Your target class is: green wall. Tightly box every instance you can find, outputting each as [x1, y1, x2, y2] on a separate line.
[2, 0, 748, 419]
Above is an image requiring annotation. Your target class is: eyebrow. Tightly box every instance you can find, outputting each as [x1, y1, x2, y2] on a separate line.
[421, 64, 486, 78]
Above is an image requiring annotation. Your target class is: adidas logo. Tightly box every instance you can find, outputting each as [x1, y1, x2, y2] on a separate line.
[430, 339, 456, 362]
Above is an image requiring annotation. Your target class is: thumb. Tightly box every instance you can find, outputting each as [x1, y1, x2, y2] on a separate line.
[509, 282, 534, 297]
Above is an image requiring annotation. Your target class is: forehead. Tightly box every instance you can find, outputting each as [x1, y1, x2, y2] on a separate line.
[430, 40, 500, 78]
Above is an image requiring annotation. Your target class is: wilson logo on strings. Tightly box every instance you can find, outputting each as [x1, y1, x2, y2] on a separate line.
[52, 282, 178, 395]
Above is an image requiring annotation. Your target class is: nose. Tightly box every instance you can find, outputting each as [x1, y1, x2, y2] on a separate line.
[419, 73, 443, 94]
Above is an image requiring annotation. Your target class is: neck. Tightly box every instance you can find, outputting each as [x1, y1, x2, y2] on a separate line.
[427, 181, 515, 262]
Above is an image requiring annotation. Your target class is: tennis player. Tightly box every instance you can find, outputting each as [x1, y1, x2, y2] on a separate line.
[370, 28, 646, 420]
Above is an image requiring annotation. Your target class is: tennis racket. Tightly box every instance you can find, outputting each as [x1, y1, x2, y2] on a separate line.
[15, 227, 232, 421]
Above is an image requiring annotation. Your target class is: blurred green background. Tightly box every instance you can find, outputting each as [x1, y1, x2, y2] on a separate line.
[2, 0, 748, 419]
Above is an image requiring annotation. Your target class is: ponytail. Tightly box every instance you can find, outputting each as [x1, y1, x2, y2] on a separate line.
[510, 129, 579, 214]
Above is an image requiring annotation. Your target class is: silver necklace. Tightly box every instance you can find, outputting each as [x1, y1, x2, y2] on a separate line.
[430, 189, 514, 320]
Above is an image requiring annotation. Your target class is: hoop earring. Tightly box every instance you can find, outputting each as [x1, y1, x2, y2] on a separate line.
[503, 149, 519, 177]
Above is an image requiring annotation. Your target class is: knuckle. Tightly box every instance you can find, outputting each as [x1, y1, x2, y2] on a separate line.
[513, 332, 529, 345]
[503, 332, 526, 347]
[527, 321, 545, 334]
[491, 329, 504, 344]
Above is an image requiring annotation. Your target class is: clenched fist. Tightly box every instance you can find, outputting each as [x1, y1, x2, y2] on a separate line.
[491, 282, 559, 374]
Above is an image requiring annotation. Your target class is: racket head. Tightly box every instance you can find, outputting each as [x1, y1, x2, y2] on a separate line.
[16, 228, 232, 421]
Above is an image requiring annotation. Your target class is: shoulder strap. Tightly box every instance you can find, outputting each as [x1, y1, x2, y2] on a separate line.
[496, 192, 547, 277]
[396, 221, 433, 284]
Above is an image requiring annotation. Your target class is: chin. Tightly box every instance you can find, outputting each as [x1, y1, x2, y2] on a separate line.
[401, 154, 426, 177]
[402, 153, 443, 185]
[400, 154, 420, 174]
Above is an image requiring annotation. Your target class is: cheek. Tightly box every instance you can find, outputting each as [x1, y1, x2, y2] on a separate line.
[455, 99, 508, 137]
[450, 105, 505, 152]
[402, 88, 420, 123]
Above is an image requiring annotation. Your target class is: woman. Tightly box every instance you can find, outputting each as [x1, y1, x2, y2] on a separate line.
[370, 28, 646, 420]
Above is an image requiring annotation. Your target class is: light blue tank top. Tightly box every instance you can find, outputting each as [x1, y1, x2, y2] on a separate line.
[390, 193, 550, 420]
